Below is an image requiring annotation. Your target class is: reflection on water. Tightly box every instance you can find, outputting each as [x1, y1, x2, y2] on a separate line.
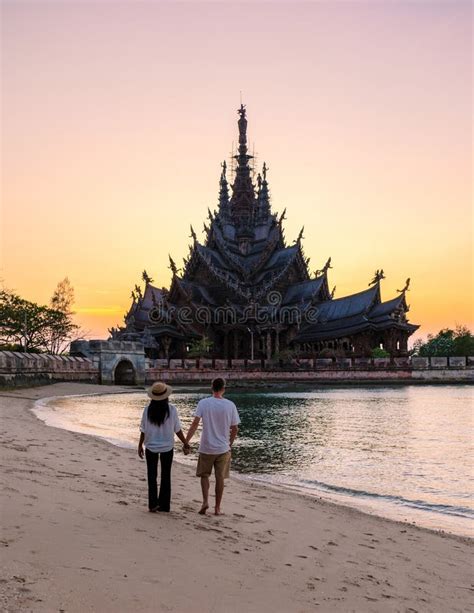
[35, 384, 473, 535]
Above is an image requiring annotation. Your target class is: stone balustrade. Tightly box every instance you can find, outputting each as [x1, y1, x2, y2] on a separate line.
[1, 350, 473, 387]
[0, 351, 98, 386]
[146, 355, 474, 371]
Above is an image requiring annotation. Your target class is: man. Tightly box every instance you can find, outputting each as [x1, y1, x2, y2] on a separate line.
[184, 377, 240, 515]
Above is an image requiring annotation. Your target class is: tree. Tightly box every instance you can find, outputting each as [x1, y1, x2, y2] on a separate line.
[452, 325, 474, 356]
[412, 326, 474, 357]
[0, 289, 64, 352]
[51, 277, 74, 313]
[0, 280, 81, 354]
[187, 336, 213, 358]
[46, 278, 80, 354]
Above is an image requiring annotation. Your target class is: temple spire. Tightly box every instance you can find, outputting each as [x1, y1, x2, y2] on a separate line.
[217, 160, 230, 217]
[256, 161, 271, 220]
[230, 104, 256, 226]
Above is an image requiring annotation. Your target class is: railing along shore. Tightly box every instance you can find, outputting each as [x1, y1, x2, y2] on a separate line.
[0, 351, 473, 387]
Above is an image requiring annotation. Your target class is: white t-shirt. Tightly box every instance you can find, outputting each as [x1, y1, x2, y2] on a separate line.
[140, 403, 182, 453]
[194, 396, 241, 455]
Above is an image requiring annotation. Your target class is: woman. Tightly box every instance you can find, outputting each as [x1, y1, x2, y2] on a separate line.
[138, 381, 189, 512]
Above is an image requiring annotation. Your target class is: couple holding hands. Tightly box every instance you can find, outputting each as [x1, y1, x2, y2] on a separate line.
[138, 377, 240, 515]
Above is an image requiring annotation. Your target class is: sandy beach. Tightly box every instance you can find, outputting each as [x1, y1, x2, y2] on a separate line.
[1, 383, 472, 612]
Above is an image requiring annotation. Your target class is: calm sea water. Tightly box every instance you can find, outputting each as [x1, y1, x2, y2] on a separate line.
[34, 385, 473, 536]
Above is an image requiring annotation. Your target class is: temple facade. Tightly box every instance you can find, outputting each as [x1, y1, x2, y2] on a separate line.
[111, 106, 419, 360]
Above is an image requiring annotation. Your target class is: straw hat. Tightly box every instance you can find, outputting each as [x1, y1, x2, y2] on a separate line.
[146, 381, 172, 401]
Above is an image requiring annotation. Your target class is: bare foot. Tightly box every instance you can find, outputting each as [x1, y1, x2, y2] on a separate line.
[198, 504, 209, 515]
[215, 507, 222, 516]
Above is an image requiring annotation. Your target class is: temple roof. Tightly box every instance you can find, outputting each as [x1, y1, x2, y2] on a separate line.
[369, 293, 406, 318]
[283, 277, 327, 304]
[315, 285, 379, 322]
[294, 289, 417, 342]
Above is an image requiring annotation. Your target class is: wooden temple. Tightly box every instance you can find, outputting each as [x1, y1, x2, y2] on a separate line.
[112, 106, 419, 360]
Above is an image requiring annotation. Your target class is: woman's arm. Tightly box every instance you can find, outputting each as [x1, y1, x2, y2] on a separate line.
[138, 432, 145, 458]
[175, 429, 190, 449]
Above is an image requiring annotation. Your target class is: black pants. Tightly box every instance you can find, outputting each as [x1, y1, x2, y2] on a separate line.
[145, 448, 173, 511]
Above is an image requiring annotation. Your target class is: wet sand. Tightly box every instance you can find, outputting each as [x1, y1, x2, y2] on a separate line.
[1, 383, 472, 612]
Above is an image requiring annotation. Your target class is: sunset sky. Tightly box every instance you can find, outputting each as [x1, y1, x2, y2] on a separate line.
[2, 1, 472, 342]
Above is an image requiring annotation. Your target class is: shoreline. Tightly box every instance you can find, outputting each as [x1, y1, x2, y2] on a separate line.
[32, 388, 473, 541]
[1, 382, 473, 612]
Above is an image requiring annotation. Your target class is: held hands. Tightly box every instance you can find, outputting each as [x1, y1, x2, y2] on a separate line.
[182, 442, 191, 456]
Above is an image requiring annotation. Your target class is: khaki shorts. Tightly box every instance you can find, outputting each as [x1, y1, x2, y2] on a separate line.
[196, 451, 231, 479]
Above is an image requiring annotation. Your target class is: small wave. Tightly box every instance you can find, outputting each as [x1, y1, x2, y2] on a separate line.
[249, 474, 474, 520]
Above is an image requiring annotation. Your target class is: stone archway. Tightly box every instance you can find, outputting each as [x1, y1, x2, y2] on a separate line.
[114, 359, 136, 385]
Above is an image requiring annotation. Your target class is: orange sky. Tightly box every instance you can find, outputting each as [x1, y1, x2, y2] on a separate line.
[1, 1, 472, 342]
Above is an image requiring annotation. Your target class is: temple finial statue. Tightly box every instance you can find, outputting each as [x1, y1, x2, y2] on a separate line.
[397, 278, 411, 293]
[278, 208, 287, 224]
[142, 270, 153, 285]
[256, 173, 262, 190]
[315, 257, 332, 277]
[262, 162, 269, 181]
[203, 222, 210, 236]
[130, 290, 136, 302]
[296, 226, 305, 243]
[134, 284, 143, 299]
[237, 104, 248, 150]
[168, 255, 178, 277]
[207, 207, 214, 223]
[369, 269, 386, 286]
[189, 225, 197, 242]
[331, 285, 336, 298]
[221, 159, 227, 178]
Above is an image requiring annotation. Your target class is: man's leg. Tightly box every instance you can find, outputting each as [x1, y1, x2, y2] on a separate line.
[145, 448, 159, 511]
[214, 451, 231, 515]
[199, 476, 210, 514]
[215, 475, 225, 515]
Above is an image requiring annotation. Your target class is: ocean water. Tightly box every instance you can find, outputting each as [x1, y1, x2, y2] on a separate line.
[33, 385, 473, 537]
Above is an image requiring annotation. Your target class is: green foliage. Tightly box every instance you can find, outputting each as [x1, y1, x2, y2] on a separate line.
[187, 336, 213, 358]
[0, 283, 79, 354]
[371, 347, 390, 358]
[273, 348, 296, 364]
[412, 326, 474, 357]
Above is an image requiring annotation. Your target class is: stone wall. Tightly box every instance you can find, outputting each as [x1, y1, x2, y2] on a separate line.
[2, 349, 473, 387]
[146, 368, 473, 385]
[0, 351, 98, 386]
